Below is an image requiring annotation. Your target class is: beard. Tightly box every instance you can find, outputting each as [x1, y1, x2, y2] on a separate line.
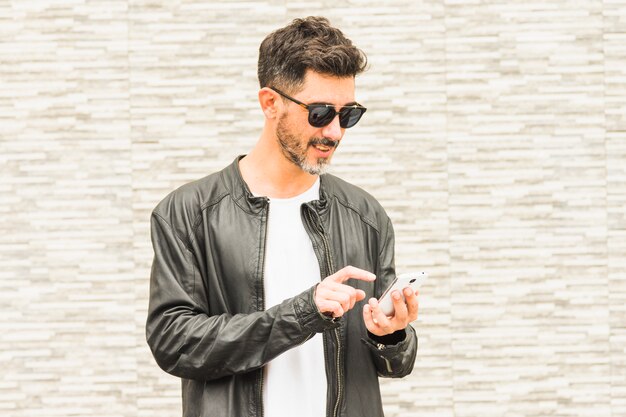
[275, 115, 338, 176]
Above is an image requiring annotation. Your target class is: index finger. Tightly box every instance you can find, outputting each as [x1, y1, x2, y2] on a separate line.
[328, 265, 376, 284]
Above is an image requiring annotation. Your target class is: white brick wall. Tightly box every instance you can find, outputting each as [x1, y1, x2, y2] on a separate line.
[1, 1, 624, 416]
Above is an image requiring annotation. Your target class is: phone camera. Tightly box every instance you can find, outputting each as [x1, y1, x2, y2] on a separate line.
[409, 279, 416, 283]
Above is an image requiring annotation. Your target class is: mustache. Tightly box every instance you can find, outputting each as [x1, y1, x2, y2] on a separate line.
[309, 138, 339, 148]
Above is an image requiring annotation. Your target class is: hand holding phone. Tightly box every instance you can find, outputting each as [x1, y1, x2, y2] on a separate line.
[378, 272, 427, 316]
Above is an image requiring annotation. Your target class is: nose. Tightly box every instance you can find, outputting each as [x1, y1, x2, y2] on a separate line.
[321, 114, 343, 142]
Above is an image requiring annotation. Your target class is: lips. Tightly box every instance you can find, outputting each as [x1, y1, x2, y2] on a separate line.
[313, 144, 331, 152]
[309, 138, 338, 159]
[311, 144, 333, 159]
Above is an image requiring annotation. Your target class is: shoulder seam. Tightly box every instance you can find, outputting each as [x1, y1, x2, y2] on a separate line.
[330, 194, 381, 233]
[152, 211, 195, 254]
[188, 191, 231, 248]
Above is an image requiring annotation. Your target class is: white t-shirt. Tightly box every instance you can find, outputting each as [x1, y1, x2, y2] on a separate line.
[261, 178, 326, 417]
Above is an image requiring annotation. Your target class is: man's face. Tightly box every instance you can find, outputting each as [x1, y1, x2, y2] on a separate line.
[275, 71, 356, 175]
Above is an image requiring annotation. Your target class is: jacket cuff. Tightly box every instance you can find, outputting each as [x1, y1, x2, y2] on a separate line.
[367, 329, 406, 346]
[293, 285, 341, 333]
[361, 325, 414, 357]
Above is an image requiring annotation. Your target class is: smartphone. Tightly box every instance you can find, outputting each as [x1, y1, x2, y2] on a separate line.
[378, 272, 427, 316]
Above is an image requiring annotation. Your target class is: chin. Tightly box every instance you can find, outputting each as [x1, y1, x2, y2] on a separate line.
[300, 158, 331, 175]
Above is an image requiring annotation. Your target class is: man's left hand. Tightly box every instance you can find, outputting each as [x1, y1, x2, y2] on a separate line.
[362, 288, 419, 337]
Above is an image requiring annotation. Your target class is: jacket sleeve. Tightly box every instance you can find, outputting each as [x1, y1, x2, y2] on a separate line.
[146, 212, 339, 381]
[363, 216, 418, 378]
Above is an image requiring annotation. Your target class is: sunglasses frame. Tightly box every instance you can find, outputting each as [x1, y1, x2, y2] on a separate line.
[269, 86, 367, 129]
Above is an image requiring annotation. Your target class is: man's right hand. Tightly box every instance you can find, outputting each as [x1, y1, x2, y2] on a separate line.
[314, 266, 376, 318]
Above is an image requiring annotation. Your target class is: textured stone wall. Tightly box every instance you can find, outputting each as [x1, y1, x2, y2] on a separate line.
[1, 1, 624, 416]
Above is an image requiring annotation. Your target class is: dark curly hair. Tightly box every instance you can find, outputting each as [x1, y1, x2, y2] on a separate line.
[257, 16, 368, 93]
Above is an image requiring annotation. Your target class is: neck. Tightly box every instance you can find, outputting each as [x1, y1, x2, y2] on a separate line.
[239, 127, 318, 199]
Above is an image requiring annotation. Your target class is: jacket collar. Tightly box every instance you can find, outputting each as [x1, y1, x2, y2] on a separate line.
[224, 155, 329, 214]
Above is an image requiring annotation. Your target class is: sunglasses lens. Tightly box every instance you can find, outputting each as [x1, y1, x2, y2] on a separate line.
[308, 106, 336, 128]
[339, 107, 365, 129]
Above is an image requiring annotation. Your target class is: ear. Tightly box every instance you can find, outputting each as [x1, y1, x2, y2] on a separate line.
[259, 87, 279, 120]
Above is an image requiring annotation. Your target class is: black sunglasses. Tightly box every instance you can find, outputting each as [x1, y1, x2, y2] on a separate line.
[269, 87, 367, 129]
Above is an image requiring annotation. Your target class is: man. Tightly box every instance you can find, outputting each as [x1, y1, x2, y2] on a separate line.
[146, 16, 419, 417]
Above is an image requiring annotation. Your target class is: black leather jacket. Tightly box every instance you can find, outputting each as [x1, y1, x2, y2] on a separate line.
[146, 156, 418, 417]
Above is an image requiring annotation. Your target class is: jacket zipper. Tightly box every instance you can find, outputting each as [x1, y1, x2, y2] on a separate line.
[304, 206, 343, 417]
[257, 198, 270, 417]
[322, 229, 344, 417]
